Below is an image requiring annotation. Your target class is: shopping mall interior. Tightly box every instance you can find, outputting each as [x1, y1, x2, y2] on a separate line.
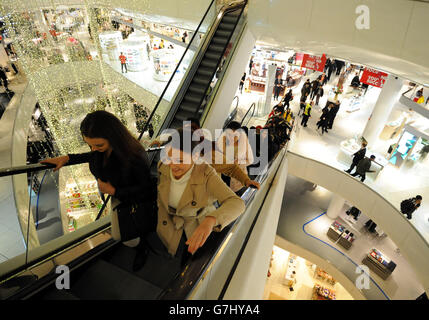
[0, 0, 429, 301]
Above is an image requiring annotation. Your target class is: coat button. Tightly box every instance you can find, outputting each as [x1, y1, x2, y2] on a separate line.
[162, 220, 167, 226]
[191, 201, 196, 206]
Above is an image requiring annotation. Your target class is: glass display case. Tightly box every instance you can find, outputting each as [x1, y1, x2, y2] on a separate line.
[151, 49, 178, 81]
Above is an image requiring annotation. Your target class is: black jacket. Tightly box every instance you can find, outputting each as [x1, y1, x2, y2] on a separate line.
[401, 198, 419, 219]
[68, 150, 156, 205]
[356, 157, 372, 175]
[352, 148, 366, 163]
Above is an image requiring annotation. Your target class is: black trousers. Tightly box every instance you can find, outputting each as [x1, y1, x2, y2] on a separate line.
[351, 172, 365, 182]
[121, 63, 128, 73]
[301, 114, 309, 126]
[346, 161, 359, 173]
[274, 87, 281, 100]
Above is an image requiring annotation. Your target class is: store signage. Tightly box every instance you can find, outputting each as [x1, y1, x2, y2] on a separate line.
[360, 68, 388, 88]
[301, 53, 327, 72]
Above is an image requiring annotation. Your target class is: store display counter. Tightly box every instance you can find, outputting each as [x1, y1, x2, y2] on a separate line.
[284, 255, 298, 287]
[327, 221, 356, 250]
[312, 284, 336, 300]
[362, 248, 396, 280]
[314, 267, 336, 285]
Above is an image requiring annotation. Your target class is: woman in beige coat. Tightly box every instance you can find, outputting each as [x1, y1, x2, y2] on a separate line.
[155, 129, 245, 259]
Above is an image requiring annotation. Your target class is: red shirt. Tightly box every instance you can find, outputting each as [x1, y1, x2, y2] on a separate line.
[119, 55, 126, 64]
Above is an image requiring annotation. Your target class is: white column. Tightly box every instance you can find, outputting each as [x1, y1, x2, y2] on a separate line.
[263, 63, 276, 116]
[326, 194, 346, 219]
[362, 74, 403, 148]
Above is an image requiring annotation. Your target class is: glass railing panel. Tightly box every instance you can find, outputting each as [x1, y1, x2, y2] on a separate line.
[0, 162, 110, 281]
[138, 1, 218, 147]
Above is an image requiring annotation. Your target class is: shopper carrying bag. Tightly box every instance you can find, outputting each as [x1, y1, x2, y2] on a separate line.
[41, 110, 157, 271]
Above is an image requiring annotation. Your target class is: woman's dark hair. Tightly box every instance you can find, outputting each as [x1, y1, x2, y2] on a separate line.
[80, 110, 146, 164]
[226, 121, 241, 131]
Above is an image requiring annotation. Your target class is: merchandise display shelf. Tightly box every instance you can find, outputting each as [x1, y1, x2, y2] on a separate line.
[362, 248, 396, 280]
[312, 284, 336, 300]
[284, 255, 298, 287]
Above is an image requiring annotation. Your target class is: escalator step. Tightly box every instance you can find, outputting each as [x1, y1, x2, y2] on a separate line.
[208, 44, 225, 53]
[222, 15, 239, 24]
[183, 93, 202, 104]
[193, 74, 212, 85]
[188, 84, 207, 95]
[212, 36, 229, 45]
[218, 22, 235, 31]
[68, 260, 162, 300]
[215, 30, 231, 38]
[205, 52, 221, 60]
[196, 67, 214, 78]
[176, 109, 199, 122]
[200, 59, 218, 69]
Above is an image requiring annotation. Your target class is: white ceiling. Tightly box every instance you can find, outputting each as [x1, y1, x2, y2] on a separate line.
[247, 0, 429, 86]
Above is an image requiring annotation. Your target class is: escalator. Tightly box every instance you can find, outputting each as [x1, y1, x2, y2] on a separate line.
[158, 2, 246, 130]
[1, 0, 253, 300]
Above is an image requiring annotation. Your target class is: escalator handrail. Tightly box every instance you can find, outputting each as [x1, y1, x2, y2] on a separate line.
[158, 125, 293, 300]
[223, 95, 239, 129]
[0, 147, 164, 178]
[240, 102, 256, 127]
[136, 0, 216, 141]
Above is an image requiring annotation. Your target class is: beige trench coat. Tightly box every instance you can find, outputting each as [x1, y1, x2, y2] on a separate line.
[156, 161, 245, 256]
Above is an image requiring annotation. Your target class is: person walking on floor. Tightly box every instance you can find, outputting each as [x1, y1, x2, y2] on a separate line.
[239, 72, 246, 94]
[282, 89, 293, 108]
[119, 52, 128, 73]
[273, 75, 283, 100]
[310, 79, 320, 100]
[326, 102, 340, 129]
[349, 155, 376, 182]
[400, 195, 422, 220]
[249, 57, 253, 75]
[345, 141, 367, 173]
[301, 101, 313, 127]
[301, 79, 311, 101]
[316, 105, 330, 134]
[313, 84, 324, 106]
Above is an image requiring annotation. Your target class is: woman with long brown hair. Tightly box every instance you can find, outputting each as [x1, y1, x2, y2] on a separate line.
[41, 110, 156, 271]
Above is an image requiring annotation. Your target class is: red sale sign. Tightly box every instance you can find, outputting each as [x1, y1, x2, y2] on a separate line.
[360, 68, 388, 88]
[301, 54, 327, 72]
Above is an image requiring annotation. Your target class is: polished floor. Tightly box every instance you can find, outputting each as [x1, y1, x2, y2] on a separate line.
[234, 69, 429, 244]
[263, 245, 354, 300]
[276, 173, 424, 300]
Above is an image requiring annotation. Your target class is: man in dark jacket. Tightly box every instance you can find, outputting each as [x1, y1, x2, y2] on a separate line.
[326, 102, 340, 129]
[350, 155, 376, 182]
[301, 79, 311, 103]
[400, 195, 422, 220]
[345, 141, 367, 173]
[310, 79, 320, 100]
[313, 84, 324, 106]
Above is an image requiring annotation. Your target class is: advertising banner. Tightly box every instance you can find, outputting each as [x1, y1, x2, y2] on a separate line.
[360, 68, 388, 88]
[301, 53, 326, 72]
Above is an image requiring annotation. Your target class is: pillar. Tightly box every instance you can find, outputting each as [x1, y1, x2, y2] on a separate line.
[361, 74, 403, 148]
[326, 194, 346, 219]
[262, 63, 276, 116]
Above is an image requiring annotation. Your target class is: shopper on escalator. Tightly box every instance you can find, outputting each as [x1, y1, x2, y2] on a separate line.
[150, 128, 245, 262]
[40, 110, 157, 271]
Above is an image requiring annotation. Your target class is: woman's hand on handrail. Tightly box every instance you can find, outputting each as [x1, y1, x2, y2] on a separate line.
[40, 155, 69, 172]
[186, 216, 217, 254]
[245, 179, 260, 190]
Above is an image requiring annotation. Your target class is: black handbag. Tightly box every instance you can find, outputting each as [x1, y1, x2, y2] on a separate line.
[114, 201, 156, 242]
